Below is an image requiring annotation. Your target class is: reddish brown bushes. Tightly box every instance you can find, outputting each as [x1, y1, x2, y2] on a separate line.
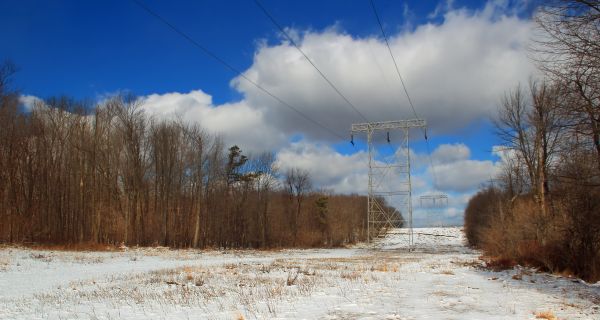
[465, 183, 600, 282]
[484, 257, 517, 272]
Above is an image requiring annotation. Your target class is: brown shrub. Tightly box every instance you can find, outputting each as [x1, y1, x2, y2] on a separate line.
[464, 187, 502, 248]
[484, 257, 517, 271]
[466, 183, 600, 282]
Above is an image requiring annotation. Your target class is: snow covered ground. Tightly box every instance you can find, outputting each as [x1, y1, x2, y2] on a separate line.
[1, 228, 599, 319]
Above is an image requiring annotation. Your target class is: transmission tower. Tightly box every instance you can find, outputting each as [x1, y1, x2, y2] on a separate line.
[351, 119, 426, 246]
[419, 194, 449, 227]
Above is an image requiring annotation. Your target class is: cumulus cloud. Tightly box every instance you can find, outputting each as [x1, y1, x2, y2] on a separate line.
[430, 159, 500, 192]
[275, 141, 369, 193]
[411, 142, 501, 225]
[138, 90, 287, 152]
[431, 143, 470, 164]
[274, 141, 496, 209]
[233, 4, 535, 141]
[403, 143, 501, 193]
[274, 140, 430, 196]
[137, 3, 536, 154]
[19, 95, 42, 111]
[429, 0, 455, 19]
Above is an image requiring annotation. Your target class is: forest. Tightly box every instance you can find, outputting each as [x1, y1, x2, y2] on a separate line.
[465, 0, 600, 282]
[0, 67, 394, 248]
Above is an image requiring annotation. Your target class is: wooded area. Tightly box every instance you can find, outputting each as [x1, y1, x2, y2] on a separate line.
[465, 0, 600, 282]
[0, 65, 376, 248]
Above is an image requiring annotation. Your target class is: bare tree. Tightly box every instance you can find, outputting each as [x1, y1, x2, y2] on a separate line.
[181, 124, 208, 248]
[251, 152, 278, 247]
[495, 80, 565, 218]
[0, 61, 21, 242]
[534, 0, 600, 171]
[112, 95, 149, 245]
[284, 168, 312, 245]
[0, 72, 370, 248]
[150, 120, 182, 246]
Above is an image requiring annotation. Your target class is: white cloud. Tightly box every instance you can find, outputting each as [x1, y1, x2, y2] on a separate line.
[492, 144, 519, 165]
[274, 140, 431, 197]
[233, 5, 535, 141]
[272, 140, 500, 225]
[273, 138, 497, 215]
[449, 192, 476, 208]
[138, 90, 287, 152]
[431, 143, 471, 164]
[275, 141, 368, 193]
[134, 3, 536, 161]
[431, 159, 500, 192]
[19, 95, 42, 111]
[406, 142, 499, 194]
[411, 142, 501, 225]
[429, 0, 455, 19]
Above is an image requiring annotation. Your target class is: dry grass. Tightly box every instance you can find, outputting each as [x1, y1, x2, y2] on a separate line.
[19, 254, 408, 318]
[340, 271, 361, 281]
[439, 270, 455, 275]
[512, 273, 523, 280]
[286, 269, 299, 286]
[37, 259, 325, 317]
[431, 290, 455, 297]
[535, 310, 557, 320]
[183, 266, 195, 281]
[27, 251, 107, 264]
[0, 256, 11, 271]
[27, 242, 120, 252]
[72, 254, 105, 264]
[451, 259, 482, 268]
[370, 263, 399, 272]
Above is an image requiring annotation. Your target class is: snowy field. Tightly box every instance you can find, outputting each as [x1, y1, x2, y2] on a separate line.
[1, 228, 599, 320]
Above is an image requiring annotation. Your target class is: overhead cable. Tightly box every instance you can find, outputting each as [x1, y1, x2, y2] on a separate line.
[132, 0, 346, 140]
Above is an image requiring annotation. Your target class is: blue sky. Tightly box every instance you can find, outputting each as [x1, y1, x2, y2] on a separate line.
[1, 0, 540, 226]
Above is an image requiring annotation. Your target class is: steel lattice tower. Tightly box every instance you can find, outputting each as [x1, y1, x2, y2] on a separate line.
[351, 119, 426, 246]
[419, 194, 449, 227]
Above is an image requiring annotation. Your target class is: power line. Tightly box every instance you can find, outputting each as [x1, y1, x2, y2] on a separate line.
[131, 0, 346, 140]
[369, 0, 420, 124]
[253, 0, 369, 123]
[369, 0, 441, 190]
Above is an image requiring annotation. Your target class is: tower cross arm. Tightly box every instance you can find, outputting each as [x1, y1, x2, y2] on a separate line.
[351, 119, 426, 132]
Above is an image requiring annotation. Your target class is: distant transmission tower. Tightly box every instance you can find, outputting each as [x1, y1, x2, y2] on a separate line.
[351, 119, 426, 246]
[419, 194, 448, 227]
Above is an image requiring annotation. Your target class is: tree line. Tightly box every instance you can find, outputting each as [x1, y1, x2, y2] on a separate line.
[465, 0, 600, 282]
[0, 65, 377, 248]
